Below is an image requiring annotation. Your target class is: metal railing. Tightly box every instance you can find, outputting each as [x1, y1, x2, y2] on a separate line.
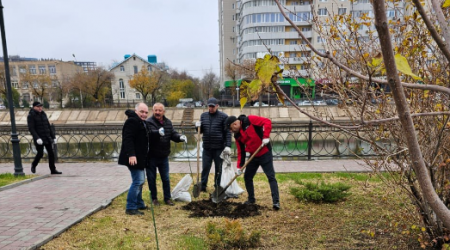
[0, 122, 393, 162]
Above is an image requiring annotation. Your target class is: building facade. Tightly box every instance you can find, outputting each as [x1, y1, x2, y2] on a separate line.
[109, 54, 168, 105]
[0, 58, 83, 108]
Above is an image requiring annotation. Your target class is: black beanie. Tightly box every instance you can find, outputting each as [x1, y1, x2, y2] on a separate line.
[225, 116, 237, 128]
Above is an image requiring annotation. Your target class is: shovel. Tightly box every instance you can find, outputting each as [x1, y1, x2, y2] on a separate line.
[211, 144, 264, 203]
[192, 127, 202, 198]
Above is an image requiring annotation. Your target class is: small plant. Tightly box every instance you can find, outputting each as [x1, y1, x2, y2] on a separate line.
[206, 219, 261, 249]
[290, 181, 351, 203]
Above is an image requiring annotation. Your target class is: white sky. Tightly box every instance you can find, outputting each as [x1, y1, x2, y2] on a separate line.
[1, 0, 219, 78]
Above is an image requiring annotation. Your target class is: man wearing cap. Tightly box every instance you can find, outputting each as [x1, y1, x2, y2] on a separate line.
[225, 114, 280, 210]
[195, 97, 231, 192]
[27, 101, 62, 174]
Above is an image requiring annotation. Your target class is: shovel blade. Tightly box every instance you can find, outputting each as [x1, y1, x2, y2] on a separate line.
[193, 183, 201, 198]
[211, 186, 227, 203]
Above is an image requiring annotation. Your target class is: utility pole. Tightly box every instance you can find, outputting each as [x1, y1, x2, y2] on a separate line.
[0, 0, 23, 176]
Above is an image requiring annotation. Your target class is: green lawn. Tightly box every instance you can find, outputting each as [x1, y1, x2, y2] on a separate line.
[0, 173, 35, 187]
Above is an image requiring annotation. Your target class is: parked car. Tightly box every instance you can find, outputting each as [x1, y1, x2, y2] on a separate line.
[297, 100, 312, 106]
[176, 103, 185, 108]
[253, 102, 268, 107]
[0, 104, 6, 109]
[313, 100, 327, 106]
[325, 99, 339, 105]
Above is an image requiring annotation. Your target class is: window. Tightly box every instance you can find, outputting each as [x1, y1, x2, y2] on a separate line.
[302, 27, 312, 32]
[338, 8, 347, 15]
[38, 65, 46, 74]
[120, 65, 125, 72]
[232, 14, 235, 20]
[22, 93, 30, 102]
[19, 67, 26, 74]
[318, 8, 327, 16]
[317, 36, 325, 43]
[147, 65, 152, 72]
[33, 82, 39, 89]
[12, 80, 18, 88]
[289, 40, 298, 45]
[133, 66, 138, 74]
[12, 66, 17, 76]
[136, 93, 141, 99]
[387, 10, 395, 17]
[52, 81, 58, 88]
[48, 65, 56, 74]
[232, 3, 235, 9]
[29, 65, 36, 74]
[22, 82, 29, 89]
[119, 79, 125, 99]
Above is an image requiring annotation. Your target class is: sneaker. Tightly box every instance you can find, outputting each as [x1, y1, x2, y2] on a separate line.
[31, 165, 36, 174]
[138, 205, 148, 210]
[51, 170, 62, 174]
[244, 200, 256, 205]
[152, 199, 160, 206]
[125, 209, 144, 215]
[273, 203, 280, 211]
[165, 199, 175, 206]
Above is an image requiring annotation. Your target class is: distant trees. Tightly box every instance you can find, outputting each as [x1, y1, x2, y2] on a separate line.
[68, 67, 113, 108]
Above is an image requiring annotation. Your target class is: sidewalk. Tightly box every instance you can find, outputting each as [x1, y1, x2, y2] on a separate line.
[0, 160, 373, 250]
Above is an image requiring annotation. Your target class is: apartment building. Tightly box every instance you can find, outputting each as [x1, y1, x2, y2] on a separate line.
[0, 58, 83, 108]
[218, 0, 404, 83]
[109, 54, 168, 105]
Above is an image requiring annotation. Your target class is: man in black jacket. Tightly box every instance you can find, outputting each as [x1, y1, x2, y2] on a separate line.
[118, 103, 150, 215]
[195, 97, 231, 192]
[146, 103, 187, 206]
[27, 101, 61, 174]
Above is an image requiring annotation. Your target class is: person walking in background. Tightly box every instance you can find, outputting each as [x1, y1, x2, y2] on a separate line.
[146, 103, 187, 206]
[118, 103, 150, 216]
[225, 114, 280, 211]
[27, 101, 61, 175]
[195, 97, 231, 192]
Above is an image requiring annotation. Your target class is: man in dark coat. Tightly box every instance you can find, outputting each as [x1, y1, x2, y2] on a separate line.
[118, 103, 150, 215]
[146, 103, 187, 206]
[225, 114, 280, 211]
[27, 101, 61, 174]
[195, 97, 231, 192]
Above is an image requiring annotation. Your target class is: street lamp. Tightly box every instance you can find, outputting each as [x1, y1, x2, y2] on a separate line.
[236, 87, 240, 106]
[0, 1, 23, 176]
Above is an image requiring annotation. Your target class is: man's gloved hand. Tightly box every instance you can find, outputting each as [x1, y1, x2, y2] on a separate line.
[36, 138, 43, 145]
[158, 127, 165, 136]
[195, 121, 201, 127]
[180, 135, 187, 143]
[262, 138, 270, 146]
[236, 168, 243, 176]
[53, 139, 57, 144]
[222, 146, 231, 156]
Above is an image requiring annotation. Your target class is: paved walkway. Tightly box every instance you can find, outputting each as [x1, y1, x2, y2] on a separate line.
[0, 160, 373, 250]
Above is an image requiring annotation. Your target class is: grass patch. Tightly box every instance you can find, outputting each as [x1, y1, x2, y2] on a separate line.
[40, 172, 423, 250]
[0, 173, 35, 187]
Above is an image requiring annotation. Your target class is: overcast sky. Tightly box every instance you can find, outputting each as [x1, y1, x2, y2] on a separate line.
[1, 0, 219, 78]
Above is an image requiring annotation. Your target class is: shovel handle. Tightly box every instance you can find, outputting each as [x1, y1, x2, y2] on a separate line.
[196, 127, 201, 182]
[220, 144, 265, 194]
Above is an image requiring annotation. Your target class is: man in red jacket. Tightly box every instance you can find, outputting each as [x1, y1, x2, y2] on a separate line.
[225, 114, 280, 210]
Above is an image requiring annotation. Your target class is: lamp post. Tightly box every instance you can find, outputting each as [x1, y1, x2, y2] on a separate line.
[0, 1, 23, 176]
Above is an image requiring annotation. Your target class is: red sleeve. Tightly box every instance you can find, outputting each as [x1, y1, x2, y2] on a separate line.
[248, 115, 272, 138]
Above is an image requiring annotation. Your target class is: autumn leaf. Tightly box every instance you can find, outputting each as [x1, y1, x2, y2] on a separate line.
[394, 54, 422, 80]
[443, 0, 450, 8]
[240, 97, 247, 110]
[255, 54, 280, 86]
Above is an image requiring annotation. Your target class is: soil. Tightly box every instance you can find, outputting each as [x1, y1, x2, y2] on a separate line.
[181, 199, 264, 218]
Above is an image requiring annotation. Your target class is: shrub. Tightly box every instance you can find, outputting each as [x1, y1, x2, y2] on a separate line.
[290, 181, 351, 203]
[206, 219, 261, 249]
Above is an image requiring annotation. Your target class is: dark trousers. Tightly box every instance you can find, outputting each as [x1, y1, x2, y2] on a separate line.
[201, 148, 223, 189]
[244, 151, 279, 204]
[146, 157, 171, 201]
[32, 143, 56, 171]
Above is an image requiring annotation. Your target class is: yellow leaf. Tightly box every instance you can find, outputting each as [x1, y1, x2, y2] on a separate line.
[421, 227, 426, 232]
[394, 54, 423, 80]
[240, 97, 247, 110]
[443, 0, 450, 8]
[255, 54, 280, 86]
[423, 90, 429, 98]
[411, 225, 417, 230]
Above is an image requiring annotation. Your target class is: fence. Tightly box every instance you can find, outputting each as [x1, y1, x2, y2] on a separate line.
[0, 122, 393, 162]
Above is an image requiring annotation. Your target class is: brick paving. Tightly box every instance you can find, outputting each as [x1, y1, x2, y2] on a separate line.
[0, 159, 373, 250]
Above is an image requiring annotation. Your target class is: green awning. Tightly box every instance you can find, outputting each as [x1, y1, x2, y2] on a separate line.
[224, 78, 314, 88]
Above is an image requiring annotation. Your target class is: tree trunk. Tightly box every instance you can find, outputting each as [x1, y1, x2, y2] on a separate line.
[373, 0, 450, 228]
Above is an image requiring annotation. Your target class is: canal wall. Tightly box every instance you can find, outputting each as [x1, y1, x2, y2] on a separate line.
[0, 106, 352, 126]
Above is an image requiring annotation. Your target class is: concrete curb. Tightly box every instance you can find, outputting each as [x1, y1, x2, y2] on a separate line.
[0, 174, 50, 192]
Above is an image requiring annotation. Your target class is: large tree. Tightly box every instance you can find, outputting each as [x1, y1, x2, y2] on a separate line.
[71, 67, 114, 107]
[235, 0, 450, 245]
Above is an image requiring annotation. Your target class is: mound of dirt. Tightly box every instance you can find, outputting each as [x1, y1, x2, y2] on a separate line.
[181, 199, 263, 218]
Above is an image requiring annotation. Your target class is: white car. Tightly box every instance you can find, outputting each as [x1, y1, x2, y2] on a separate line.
[0, 104, 6, 109]
[298, 100, 312, 106]
[313, 100, 327, 106]
[253, 102, 268, 107]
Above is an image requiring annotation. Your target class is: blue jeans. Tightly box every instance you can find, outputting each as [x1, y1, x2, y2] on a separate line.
[244, 151, 279, 204]
[126, 168, 146, 210]
[201, 148, 223, 190]
[146, 157, 171, 201]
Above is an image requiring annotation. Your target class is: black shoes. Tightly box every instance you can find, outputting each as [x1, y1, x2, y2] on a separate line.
[31, 165, 36, 174]
[152, 199, 160, 206]
[138, 205, 148, 210]
[244, 200, 256, 205]
[273, 203, 280, 211]
[165, 199, 175, 206]
[125, 209, 144, 215]
[51, 170, 62, 174]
